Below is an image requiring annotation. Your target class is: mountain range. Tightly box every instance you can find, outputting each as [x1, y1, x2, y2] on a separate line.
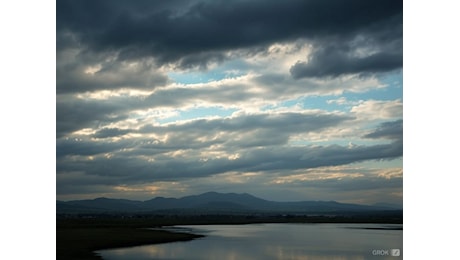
[56, 191, 402, 214]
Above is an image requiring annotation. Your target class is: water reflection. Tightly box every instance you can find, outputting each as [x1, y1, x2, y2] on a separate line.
[97, 223, 402, 260]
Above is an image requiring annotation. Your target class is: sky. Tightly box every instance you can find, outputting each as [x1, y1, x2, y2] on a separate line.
[56, 0, 403, 205]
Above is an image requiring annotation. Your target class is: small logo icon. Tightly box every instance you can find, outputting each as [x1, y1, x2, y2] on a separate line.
[391, 249, 400, 256]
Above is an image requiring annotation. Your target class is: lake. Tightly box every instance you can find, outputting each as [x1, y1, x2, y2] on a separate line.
[96, 223, 403, 259]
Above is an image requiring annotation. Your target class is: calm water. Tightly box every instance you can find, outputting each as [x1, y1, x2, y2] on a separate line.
[96, 223, 403, 260]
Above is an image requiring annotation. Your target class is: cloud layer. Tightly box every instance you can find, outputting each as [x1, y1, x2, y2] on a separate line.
[56, 0, 403, 204]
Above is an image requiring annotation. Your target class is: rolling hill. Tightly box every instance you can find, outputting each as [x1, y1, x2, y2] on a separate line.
[57, 191, 399, 214]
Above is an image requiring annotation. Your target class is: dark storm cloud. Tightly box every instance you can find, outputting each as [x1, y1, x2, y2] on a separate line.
[364, 120, 403, 140]
[290, 9, 402, 78]
[290, 41, 402, 78]
[57, 0, 402, 69]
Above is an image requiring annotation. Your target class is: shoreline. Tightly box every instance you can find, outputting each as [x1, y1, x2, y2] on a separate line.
[57, 214, 402, 259]
[57, 226, 204, 260]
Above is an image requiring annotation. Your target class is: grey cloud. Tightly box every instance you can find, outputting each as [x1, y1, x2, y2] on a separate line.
[290, 48, 402, 78]
[241, 142, 403, 173]
[55, 70, 381, 139]
[57, 55, 169, 94]
[287, 175, 402, 192]
[56, 82, 254, 138]
[364, 120, 403, 140]
[175, 51, 228, 71]
[93, 128, 131, 139]
[150, 113, 353, 133]
[56, 138, 127, 159]
[56, 183, 114, 197]
[252, 73, 376, 97]
[58, 112, 352, 158]
[56, 97, 131, 138]
[270, 179, 402, 205]
[56, 170, 125, 197]
[140, 112, 354, 151]
[56, 74, 353, 136]
[56, 140, 402, 186]
[57, 111, 376, 184]
[143, 83, 256, 107]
